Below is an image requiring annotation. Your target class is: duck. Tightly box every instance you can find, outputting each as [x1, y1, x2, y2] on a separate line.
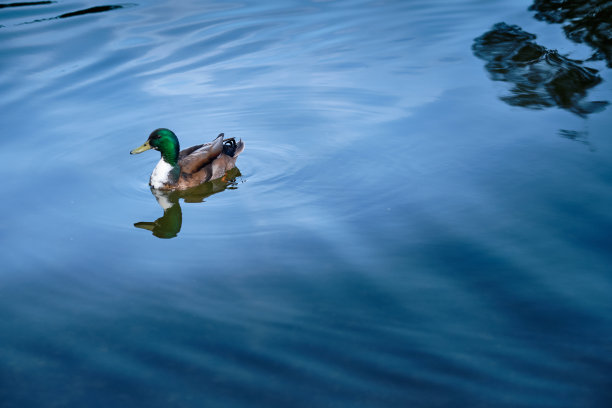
[130, 128, 244, 190]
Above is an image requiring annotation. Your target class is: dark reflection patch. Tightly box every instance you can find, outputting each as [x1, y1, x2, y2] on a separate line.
[58, 5, 125, 19]
[529, 0, 612, 67]
[473, 22, 608, 116]
[4, 3, 136, 26]
[0, 1, 54, 9]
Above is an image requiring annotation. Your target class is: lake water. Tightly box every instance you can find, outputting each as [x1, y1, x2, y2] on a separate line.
[1, 0, 611, 406]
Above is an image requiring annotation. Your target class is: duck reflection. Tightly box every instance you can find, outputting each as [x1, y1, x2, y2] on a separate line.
[134, 167, 241, 239]
[473, 22, 608, 116]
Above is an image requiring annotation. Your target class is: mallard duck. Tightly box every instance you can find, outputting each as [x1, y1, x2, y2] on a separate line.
[130, 128, 244, 190]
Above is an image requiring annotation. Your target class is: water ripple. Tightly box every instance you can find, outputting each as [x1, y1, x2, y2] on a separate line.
[2, 1, 612, 407]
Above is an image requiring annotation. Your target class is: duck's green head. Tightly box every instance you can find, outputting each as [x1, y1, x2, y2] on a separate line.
[130, 128, 180, 165]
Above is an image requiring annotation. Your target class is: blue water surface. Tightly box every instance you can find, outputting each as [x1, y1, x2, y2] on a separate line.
[1, 0, 611, 407]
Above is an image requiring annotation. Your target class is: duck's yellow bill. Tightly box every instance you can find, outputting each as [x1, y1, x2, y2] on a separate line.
[134, 221, 155, 231]
[130, 140, 152, 154]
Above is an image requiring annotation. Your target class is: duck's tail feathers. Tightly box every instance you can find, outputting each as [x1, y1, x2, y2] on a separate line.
[234, 139, 245, 157]
[222, 137, 245, 157]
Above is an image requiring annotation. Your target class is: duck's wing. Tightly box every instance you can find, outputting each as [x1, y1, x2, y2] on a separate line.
[178, 143, 205, 159]
[179, 134, 224, 175]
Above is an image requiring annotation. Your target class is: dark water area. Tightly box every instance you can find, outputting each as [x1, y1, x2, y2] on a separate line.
[1, 1, 611, 407]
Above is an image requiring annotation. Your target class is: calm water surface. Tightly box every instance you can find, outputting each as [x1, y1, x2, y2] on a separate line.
[1, 0, 611, 406]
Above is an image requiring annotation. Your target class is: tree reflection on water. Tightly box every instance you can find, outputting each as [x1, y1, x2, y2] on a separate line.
[530, 0, 612, 67]
[473, 22, 607, 116]
[473, 1, 611, 117]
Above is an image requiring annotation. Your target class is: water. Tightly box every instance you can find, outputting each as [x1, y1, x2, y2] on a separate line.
[1, 0, 611, 406]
